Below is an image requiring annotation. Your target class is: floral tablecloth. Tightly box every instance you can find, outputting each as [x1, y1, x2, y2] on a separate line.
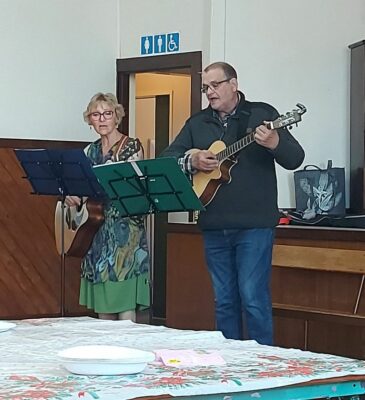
[1, 317, 365, 399]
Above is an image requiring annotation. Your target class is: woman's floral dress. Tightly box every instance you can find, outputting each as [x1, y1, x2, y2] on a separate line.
[79, 137, 150, 313]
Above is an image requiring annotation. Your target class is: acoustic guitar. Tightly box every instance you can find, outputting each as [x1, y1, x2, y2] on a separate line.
[54, 198, 104, 258]
[189, 103, 307, 206]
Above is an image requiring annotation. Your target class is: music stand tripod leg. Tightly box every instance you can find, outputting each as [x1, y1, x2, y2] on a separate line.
[60, 196, 66, 317]
[147, 214, 154, 325]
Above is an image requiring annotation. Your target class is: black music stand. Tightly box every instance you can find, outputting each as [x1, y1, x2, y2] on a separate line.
[92, 157, 204, 216]
[14, 148, 106, 316]
[93, 157, 204, 325]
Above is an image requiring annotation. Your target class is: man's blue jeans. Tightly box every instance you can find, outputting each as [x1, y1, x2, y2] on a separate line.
[202, 228, 274, 345]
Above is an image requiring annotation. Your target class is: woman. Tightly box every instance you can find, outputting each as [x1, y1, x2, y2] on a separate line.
[66, 92, 150, 321]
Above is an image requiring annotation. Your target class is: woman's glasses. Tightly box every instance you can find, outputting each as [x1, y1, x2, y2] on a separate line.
[89, 110, 114, 121]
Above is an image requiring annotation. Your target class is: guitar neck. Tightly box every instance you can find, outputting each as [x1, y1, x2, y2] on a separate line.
[215, 103, 306, 162]
[216, 131, 256, 161]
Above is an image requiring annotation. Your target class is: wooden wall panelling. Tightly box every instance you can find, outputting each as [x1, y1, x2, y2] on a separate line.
[0, 148, 60, 317]
[354, 286, 365, 315]
[272, 267, 361, 314]
[273, 244, 365, 274]
[275, 226, 365, 246]
[64, 256, 91, 315]
[272, 241, 365, 358]
[307, 320, 365, 359]
[273, 307, 365, 357]
[272, 244, 365, 316]
[0, 140, 90, 319]
[166, 232, 215, 330]
[273, 316, 306, 349]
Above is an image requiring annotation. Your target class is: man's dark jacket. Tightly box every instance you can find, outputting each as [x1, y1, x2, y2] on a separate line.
[160, 93, 305, 230]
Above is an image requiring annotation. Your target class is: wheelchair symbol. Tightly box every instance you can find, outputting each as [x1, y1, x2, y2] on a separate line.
[167, 34, 178, 52]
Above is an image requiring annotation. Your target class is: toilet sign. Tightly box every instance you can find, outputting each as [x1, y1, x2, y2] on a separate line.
[166, 33, 179, 52]
[141, 32, 180, 55]
[154, 35, 166, 54]
[140, 35, 153, 55]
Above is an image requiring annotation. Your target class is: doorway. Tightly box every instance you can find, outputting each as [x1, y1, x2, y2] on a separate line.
[116, 51, 202, 324]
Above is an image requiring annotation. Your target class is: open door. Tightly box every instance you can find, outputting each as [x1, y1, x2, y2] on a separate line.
[116, 52, 202, 325]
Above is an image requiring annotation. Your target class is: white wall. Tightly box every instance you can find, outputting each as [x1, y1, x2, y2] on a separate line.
[118, 0, 211, 66]
[2, 0, 364, 208]
[210, 0, 365, 208]
[0, 0, 118, 141]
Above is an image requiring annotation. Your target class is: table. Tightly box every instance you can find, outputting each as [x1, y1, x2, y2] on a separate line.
[1, 317, 365, 399]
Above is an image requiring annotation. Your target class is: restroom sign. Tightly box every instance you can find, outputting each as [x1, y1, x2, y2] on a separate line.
[154, 35, 166, 54]
[167, 33, 179, 52]
[141, 32, 180, 55]
[141, 36, 153, 55]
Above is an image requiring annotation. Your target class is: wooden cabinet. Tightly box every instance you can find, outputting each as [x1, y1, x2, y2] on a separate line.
[166, 224, 365, 359]
[272, 230, 365, 359]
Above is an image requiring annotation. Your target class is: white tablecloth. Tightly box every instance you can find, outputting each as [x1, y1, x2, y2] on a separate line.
[1, 317, 365, 399]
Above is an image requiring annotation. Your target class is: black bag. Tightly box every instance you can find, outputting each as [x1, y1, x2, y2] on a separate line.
[294, 160, 345, 220]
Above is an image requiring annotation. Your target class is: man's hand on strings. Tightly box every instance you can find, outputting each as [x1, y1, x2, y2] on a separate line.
[254, 122, 279, 150]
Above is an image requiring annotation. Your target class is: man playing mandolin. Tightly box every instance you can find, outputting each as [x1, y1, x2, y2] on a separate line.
[160, 62, 305, 345]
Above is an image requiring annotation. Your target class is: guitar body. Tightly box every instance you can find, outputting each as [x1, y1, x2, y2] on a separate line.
[190, 141, 237, 206]
[54, 199, 104, 258]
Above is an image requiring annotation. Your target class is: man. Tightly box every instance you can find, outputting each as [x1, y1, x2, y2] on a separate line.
[160, 62, 305, 345]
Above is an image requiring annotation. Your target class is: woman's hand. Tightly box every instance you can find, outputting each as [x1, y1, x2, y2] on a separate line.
[65, 196, 82, 207]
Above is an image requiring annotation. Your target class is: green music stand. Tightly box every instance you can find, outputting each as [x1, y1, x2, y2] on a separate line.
[92, 157, 204, 216]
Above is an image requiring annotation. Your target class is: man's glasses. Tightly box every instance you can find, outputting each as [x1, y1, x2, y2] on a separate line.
[201, 78, 231, 94]
[89, 110, 114, 121]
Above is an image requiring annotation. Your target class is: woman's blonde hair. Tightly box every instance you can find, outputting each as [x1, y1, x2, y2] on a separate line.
[83, 92, 125, 125]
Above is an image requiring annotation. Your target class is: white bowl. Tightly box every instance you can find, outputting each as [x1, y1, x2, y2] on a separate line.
[61, 360, 150, 375]
[58, 345, 155, 375]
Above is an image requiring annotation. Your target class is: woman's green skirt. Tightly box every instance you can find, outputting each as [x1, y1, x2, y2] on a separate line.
[79, 272, 150, 314]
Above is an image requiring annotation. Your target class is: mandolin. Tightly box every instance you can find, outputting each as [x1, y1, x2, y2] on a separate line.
[54, 198, 104, 258]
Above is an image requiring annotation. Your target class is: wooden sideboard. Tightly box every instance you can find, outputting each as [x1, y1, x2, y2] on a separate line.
[166, 223, 365, 359]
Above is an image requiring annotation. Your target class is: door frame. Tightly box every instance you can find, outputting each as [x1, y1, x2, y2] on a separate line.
[116, 52, 202, 324]
[116, 51, 202, 134]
